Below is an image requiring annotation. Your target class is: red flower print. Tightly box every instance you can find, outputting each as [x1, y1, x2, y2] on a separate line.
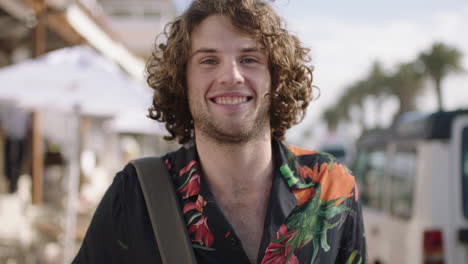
[183, 195, 206, 214]
[164, 159, 172, 170]
[179, 172, 200, 198]
[188, 215, 214, 248]
[179, 160, 198, 177]
[261, 225, 299, 264]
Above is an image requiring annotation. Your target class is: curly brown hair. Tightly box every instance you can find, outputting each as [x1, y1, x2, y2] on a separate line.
[146, 0, 315, 144]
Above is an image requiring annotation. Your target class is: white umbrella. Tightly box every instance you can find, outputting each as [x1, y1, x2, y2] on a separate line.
[106, 110, 169, 136]
[0, 45, 151, 117]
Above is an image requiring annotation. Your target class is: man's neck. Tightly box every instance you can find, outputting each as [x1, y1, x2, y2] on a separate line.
[194, 131, 274, 201]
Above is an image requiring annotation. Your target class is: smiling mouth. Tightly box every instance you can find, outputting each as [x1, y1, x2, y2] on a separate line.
[211, 96, 253, 105]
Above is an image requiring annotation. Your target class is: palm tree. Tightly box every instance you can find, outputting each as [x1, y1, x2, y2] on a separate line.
[323, 108, 340, 133]
[343, 62, 391, 130]
[345, 80, 370, 130]
[322, 83, 365, 133]
[322, 63, 386, 133]
[418, 42, 464, 111]
[387, 62, 425, 118]
[366, 61, 392, 128]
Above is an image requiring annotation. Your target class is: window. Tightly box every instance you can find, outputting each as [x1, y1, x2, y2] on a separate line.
[388, 150, 417, 219]
[353, 150, 386, 210]
[462, 127, 468, 219]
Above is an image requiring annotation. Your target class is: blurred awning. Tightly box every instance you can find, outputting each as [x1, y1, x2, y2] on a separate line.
[0, 0, 145, 81]
[65, 3, 145, 81]
[0, 0, 36, 25]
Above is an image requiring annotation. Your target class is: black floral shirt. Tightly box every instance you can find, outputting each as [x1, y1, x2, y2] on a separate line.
[73, 139, 366, 264]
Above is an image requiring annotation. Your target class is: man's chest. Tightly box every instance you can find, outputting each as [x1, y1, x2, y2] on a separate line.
[219, 200, 267, 262]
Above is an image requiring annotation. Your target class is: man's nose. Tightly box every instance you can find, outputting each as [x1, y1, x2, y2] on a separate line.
[218, 61, 244, 86]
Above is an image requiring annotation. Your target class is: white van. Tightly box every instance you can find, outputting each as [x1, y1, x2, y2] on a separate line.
[351, 110, 468, 264]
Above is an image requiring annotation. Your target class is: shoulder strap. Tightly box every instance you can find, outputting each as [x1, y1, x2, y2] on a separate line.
[131, 157, 197, 264]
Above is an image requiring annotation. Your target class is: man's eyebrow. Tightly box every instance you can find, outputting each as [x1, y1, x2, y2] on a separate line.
[190, 47, 263, 57]
[190, 48, 217, 58]
[240, 47, 263, 53]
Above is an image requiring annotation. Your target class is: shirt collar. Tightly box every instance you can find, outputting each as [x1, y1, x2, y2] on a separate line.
[169, 138, 316, 194]
[172, 138, 315, 188]
[272, 138, 316, 190]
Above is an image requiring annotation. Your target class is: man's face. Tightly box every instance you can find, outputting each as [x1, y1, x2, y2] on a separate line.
[186, 15, 272, 144]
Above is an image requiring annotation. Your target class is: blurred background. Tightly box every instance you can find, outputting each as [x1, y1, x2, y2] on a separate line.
[0, 0, 467, 263]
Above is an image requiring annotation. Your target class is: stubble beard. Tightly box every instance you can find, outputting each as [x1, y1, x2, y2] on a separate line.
[192, 102, 270, 146]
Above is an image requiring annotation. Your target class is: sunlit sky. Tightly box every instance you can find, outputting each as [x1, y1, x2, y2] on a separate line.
[173, 0, 468, 148]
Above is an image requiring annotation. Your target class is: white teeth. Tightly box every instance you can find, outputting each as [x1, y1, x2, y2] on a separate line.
[214, 97, 248, 105]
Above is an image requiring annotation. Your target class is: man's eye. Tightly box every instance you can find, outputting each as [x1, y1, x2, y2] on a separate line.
[241, 58, 258, 64]
[201, 59, 217, 65]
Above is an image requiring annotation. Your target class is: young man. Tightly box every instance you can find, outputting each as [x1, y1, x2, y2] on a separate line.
[74, 0, 366, 263]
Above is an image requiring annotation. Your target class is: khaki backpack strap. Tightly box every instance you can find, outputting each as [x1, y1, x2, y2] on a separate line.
[131, 157, 197, 264]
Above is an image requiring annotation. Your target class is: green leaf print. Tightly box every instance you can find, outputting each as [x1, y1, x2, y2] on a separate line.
[192, 244, 216, 251]
[319, 202, 349, 220]
[284, 184, 352, 263]
[280, 164, 299, 187]
[187, 212, 202, 226]
[345, 250, 360, 264]
[177, 168, 197, 191]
